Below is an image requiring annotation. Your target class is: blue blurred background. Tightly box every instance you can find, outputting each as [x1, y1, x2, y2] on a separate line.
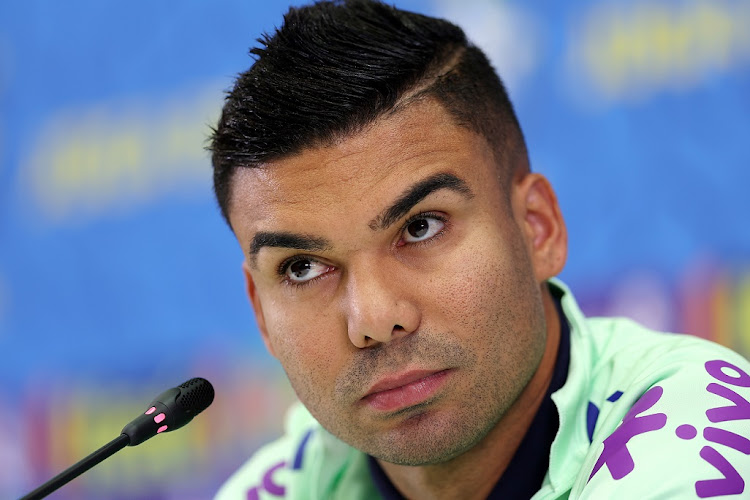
[1, 0, 749, 498]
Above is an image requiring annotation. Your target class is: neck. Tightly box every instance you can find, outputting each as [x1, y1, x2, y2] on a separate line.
[378, 286, 562, 500]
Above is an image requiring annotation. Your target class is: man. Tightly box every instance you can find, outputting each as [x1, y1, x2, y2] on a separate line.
[211, 1, 750, 498]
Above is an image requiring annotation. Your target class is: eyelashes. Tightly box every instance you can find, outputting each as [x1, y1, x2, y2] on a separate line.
[278, 256, 333, 287]
[399, 211, 447, 246]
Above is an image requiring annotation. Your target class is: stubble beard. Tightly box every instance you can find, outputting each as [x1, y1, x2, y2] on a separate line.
[295, 310, 545, 467]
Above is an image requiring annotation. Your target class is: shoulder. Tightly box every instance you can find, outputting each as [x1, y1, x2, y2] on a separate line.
[214, 402, 320, 500]
[560, 278, 743, 409]
[573, 335, 750, 498]
[214, 402, 377, 500]
[550, 279, 750, 498]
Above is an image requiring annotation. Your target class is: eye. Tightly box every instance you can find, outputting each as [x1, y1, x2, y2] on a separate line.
[283, 257, 333, 284]
[401, 215, 445, 244]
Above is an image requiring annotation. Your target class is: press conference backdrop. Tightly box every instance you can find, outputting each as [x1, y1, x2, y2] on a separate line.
[1, 0, 748, 498]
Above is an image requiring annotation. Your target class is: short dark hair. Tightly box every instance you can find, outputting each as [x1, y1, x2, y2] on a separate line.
[210, 0, 529, 227]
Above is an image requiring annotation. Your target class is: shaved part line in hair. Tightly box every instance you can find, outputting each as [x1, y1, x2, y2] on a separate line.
[209, 0, 530, 228]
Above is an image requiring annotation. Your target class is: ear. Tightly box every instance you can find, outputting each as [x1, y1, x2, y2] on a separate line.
[512, 173, 568, 282]
[242, 260, 277, 358]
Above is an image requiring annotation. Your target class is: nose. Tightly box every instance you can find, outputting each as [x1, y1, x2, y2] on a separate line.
[343, 261, 421, 349]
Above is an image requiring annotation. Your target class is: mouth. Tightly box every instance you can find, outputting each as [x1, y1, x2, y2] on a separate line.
[361, 369, 451, 412]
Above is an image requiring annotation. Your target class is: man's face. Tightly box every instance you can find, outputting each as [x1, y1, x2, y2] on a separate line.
[228, 100, 548, 465]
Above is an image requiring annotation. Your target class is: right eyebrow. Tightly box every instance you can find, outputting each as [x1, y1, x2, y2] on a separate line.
[368, 172, 474, 231]
[248, 231, 331, 267]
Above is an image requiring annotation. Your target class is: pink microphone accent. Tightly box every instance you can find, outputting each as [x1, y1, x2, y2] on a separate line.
[145, 406, 156, 415]
[154, 413, 166, 424]
[157, 425, 168, 433]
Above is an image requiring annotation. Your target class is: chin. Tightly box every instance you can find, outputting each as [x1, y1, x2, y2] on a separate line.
[369, 434, 478, 467]
[357, 407, 494, 466]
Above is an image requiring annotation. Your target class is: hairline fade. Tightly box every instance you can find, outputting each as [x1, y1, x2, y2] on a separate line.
[209, 0, 530, 229]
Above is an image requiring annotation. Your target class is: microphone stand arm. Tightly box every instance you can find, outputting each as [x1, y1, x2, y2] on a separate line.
[19, 434, 130, 500]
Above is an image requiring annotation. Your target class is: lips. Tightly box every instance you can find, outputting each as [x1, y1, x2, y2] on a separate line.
[362, 369, 451, 412]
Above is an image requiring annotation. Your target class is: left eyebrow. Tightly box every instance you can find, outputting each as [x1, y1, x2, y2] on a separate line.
[248, 231, 331, 268]
[368, 172, 474, 231]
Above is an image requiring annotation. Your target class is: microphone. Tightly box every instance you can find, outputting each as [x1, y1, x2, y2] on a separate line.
[20, 377, 215, 500]
[121, 377, 215, 445]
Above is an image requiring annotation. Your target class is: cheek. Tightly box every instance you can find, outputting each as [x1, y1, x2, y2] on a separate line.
[428, 229, 542, 345]
[263, 304, 343, 390]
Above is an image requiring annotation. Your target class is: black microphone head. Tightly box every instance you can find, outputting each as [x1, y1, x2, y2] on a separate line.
[122, 377, 215, 446]
[173, 377, 215, 422]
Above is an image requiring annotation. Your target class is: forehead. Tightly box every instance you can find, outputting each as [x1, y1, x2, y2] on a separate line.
[227, 100, 499, 235]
